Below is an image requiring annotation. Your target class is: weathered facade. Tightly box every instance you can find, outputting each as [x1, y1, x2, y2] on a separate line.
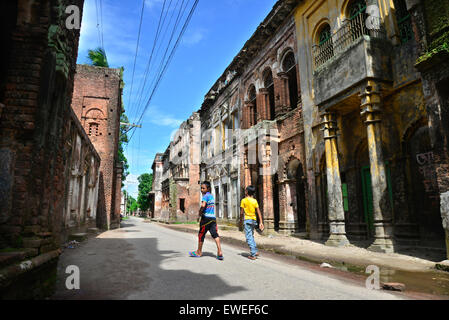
[0, 0, 94, 299]
[71, 64, 124, 230]
[200, 73, 242, 225]
[198, 0, 303, 232]
[156, 113, 201, 222]
[406, 0, 449, 259]
[150, 153, 165, 219]
[294, 0, 446, 255]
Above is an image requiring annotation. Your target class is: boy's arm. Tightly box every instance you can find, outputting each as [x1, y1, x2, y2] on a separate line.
[199, 201, 206, 216]
[256, 207, 264, 231]
[239, 207, 245, 226]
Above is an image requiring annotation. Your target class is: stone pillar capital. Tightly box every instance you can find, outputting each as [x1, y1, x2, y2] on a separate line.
[359, 81, 383, 123]
[259, 88, 269, 95]
[244, 100, 255, 107]
[277, 71, 289, 79]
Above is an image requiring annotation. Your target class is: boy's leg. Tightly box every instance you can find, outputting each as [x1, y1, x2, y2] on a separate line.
[196, 240, 204, 256]
[195, 221, 207, 256]
[214, 237, 223, 256]
[252, 220, 259, 256]
[244, 220, 257, 257]
[210, 222, 223, 256]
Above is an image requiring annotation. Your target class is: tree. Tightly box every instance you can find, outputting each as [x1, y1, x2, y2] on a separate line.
[137, 173, 153, 212]
[119, 106, 130, 186]
[124, 190, 138, 214]
[87, 47, 109, 67]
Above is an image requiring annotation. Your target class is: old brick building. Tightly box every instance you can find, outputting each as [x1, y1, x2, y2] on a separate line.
[200, 71, 242, 225]
[197, 0, 303, 232]
[294, 0, 446, 257]
[152, 113, 201, 222]
[405, 0, 449, 260]
[149, 153, 164, 219]
[71, 64, 124, 230]
[0, 0, 104, 298]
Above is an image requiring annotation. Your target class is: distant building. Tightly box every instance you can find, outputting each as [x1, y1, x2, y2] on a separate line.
[71, 65, 124, 230]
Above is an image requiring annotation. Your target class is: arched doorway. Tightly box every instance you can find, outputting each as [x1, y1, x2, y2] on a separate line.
[282, 51, 299, 111]
[406, 125, 445, 247]
[286, 158, 307, 232]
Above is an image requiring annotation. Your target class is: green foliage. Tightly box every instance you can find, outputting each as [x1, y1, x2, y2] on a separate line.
[124, 190, 138, 213]
[137, 173, 153, 211]
[87, 47, 109, 67]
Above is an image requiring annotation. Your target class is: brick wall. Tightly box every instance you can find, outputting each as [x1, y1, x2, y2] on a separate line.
[71, 65, 123, 230]
[0, 0, 86, 250]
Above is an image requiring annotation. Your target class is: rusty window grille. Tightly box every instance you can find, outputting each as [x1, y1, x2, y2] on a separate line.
[348, 0, 367, 20]
[314, 24, 334, 68]
[393, 0, 413, 44]
[312, 13, 385, 70]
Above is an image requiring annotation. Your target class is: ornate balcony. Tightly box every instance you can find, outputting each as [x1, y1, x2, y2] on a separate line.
[312, 14, 393, 108]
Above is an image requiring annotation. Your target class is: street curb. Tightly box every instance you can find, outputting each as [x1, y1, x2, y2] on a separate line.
[159, 223, 445, 275]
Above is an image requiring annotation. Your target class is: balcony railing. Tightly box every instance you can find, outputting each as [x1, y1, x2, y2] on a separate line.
[313, 14, 386, 70]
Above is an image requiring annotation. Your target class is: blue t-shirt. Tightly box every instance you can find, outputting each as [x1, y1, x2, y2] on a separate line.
[202, 192, 215, 219]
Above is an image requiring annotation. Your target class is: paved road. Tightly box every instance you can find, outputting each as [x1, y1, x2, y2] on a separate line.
[52, 217, 406, 300]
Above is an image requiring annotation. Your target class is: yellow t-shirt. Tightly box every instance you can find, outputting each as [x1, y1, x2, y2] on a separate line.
[240, 197, 259, 221]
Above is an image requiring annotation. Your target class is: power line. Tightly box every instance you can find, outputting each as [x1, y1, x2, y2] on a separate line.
[131, 0, 199, 137]
[127, 0, 146, 120]
[133, 0, 187, 121]
[130, 0, 173, 123]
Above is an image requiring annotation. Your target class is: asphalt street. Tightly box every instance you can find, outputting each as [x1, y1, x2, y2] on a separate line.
[52, 217, 407, 300]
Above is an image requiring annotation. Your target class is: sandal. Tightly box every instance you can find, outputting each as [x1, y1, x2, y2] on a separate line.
[189, 251, 202, 257]
[217, 255, 224, 261]
[248, 255, 257, 260]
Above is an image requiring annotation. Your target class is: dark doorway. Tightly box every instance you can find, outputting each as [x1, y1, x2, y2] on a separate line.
[296, 165, 307, 232]
[214, 186, 220, 217]
[0, 0, 18, 103]
[273, 173, 280, 231]
[180, 198, 185, 213]
[407, 125, 445, 247]
[286, 158, 306, 232]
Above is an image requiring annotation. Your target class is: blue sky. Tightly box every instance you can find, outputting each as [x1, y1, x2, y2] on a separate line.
[77, 0, 277, 198]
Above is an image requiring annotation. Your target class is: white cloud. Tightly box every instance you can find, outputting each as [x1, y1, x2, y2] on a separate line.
[182, 29, 206, 46]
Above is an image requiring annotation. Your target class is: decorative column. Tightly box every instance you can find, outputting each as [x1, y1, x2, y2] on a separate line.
[245, 101, 256, 127]
[360, 81, 395, 253]
[321, 112, 350, 247]
[276, 71, 290, 116]
[259, 88, 269, 121]
[260, 142, 275, 231]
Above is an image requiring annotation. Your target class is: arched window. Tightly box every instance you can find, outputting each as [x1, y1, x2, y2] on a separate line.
[263, 69, 276, 120]
[247, 85, 257, 126]
[347, 0, 367, 20]
[314, 23, 334, 68]
[319, 24, 332, 45]
[346, 0, 370, 41]
[282, 51, 299, 110]
[393, 0, 413, 44]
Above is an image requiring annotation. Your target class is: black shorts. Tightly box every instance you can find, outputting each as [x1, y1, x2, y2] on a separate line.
[198, 217, 219, 242]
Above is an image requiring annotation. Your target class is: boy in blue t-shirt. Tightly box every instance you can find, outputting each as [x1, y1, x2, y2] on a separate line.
[189, 181, 224, 260]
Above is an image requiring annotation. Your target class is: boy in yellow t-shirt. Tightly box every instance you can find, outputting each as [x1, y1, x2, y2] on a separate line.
[240, 186, 264, 260]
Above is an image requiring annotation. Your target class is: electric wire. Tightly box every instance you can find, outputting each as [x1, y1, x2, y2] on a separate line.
[130, 0, 199, 140]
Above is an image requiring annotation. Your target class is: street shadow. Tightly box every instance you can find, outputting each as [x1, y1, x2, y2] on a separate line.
[51, 220, 246, 300]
